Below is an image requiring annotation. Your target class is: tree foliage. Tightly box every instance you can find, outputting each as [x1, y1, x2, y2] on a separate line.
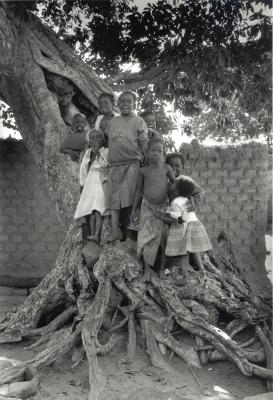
[0, 0, 271, 142]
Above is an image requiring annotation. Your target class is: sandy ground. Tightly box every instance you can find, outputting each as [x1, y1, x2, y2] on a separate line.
[0, 335, 267, 400]
[1, 229, 272, 400]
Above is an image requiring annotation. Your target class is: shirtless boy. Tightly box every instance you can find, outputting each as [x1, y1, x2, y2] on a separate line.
[132, 137, 175, 280]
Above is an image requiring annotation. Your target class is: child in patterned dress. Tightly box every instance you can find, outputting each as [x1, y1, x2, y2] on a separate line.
[107, 91, 148, 241]
[159, 176, 212, 278]
[74, 129, 109, 243]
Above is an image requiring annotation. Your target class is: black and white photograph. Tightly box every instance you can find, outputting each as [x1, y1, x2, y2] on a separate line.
[0, 1, 272, 399]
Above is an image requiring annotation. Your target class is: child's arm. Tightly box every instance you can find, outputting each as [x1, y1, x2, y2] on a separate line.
[137, 118, 148, 156]
[132, 169, 144, 220]
[61, 149, 80, 161]
[155, 212, 180, 224]
[154, 200, 184, 224]
[166, 164, 176, 184]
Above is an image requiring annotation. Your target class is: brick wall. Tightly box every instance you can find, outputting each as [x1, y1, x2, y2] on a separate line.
[0, 139, 65, 287]
[267, 154, 272, 226]
[0, 139, 269, 292]
[180, 140, 269, 292]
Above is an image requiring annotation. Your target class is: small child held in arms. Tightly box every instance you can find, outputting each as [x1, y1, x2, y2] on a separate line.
[107, 91, 148, 241]
[139, 110, 161, 139]
[132, 137, 176, 280]
[74, 129, 109, 243]
[160, 176, 212, 279]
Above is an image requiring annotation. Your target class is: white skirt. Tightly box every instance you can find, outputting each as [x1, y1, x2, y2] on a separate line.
[74, 169, 109, 219]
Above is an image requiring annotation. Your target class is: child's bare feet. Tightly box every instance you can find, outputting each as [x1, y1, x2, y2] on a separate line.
[107, 230, 123, 243]
[87, 235, 99, 242]
[143, 264, 156, 282]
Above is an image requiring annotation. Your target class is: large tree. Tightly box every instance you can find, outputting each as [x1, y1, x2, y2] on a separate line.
[0, 1, 272, 399]
[1, 0, 272, 141]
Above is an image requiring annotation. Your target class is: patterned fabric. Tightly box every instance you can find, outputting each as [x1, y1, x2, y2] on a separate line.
[137, 197, 169, 266]
[74, 147, 110, 219]
[166, 220, 212, 256]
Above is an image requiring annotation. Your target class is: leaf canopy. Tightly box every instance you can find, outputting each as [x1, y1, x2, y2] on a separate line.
[1, 0, 272, 143]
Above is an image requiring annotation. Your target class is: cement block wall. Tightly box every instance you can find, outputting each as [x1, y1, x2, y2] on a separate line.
[267, 154, 272, 226]
[0, 139, 65, 287]
[180, 140, 269, 290]
[0, 138, 270, 292]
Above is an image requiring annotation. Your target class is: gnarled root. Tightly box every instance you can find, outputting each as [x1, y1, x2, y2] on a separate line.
[0, 235, 272, 400]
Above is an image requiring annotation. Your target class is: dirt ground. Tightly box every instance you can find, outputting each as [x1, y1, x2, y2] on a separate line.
[1, 229, 272, 400]
[0, 334, 267, 400]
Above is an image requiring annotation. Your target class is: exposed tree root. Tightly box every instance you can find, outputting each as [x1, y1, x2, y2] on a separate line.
[0, 223, 82, 336]
[0, 234, 272, 400]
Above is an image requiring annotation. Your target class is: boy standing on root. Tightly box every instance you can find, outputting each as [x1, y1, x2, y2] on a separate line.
[132, 138, 176, 280]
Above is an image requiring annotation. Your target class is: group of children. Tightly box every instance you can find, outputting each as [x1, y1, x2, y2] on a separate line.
[65, 90, 212, 280]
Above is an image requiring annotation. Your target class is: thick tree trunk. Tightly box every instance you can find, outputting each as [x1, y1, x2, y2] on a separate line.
[0, 4, 272, 400]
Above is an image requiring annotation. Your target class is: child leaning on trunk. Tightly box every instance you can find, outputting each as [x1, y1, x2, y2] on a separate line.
[106, 91, 148, 241]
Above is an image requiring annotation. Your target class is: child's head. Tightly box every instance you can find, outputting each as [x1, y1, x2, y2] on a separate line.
[88, 129, 105, 152]
[118, 91, 136, 116]
[175, 177, 196, 198]
[166, 153, 184, 178]
[98, 93, 115, 116]
[72, 113, 87, 133]
[146, 137, 164, 163]
[140, 111, 156, 130]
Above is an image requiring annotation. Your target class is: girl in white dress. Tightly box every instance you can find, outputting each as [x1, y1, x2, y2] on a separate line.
[74, 129, 109, 243]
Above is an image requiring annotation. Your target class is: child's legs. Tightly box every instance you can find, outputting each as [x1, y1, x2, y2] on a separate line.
[119, 206, 132, 240]
[191, 252, 205, 273]
[94, 211, 102, 240]
[143, 260, 157, 282]
[110, 209, 122, 240]
[90, 212, 96, 235]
